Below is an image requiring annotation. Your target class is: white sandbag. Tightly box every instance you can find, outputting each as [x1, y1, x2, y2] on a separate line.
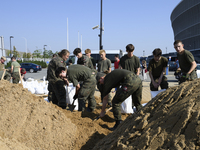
[66, 83, 78, 110]
[133, 103, 147, 113]
[121, 96, 134, 114]
[150, 89, 166, 99]
[44, 97, 49, 102]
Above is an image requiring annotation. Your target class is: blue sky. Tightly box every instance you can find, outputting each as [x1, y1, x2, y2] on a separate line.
[0, 0, 181, 57]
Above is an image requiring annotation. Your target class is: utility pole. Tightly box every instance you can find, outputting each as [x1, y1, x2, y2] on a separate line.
[99, 0, 103, 50]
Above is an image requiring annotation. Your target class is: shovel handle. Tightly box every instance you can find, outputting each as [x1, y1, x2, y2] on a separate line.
[94, 107, 112, 121]
[1, 69, 6, 80]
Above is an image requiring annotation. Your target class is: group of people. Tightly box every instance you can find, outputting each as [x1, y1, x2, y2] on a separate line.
[0, 56, 26, 83]
[47, 39, 198, 131]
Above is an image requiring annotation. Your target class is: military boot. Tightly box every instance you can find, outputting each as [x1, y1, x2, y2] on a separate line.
[109, 120, 122, 131]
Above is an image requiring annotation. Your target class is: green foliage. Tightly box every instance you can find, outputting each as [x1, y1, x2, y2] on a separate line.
[5, 60, 47, 68]
[32, 49, 42, 58]
[12, 46, 20, 58]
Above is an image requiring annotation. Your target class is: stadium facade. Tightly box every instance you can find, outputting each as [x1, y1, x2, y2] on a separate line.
[170, 0, 200, 62]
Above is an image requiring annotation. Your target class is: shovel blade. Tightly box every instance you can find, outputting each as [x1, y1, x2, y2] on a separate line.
[68, 104, 76, 112]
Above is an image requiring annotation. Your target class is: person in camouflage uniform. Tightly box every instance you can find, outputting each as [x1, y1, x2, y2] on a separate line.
[96, 69, 142, 131]
[55, 65, 96, 112]
[0, 56, 6, 71]
[10, 56, 21, 84]
[47, 49, 70, 109]
[73, 48, 94, 69]
[174, 40, 197, 84]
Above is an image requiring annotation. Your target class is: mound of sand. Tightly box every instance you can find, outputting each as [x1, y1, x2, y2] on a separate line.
[0, 80, 77, 150]
[93, 79, 200, 150]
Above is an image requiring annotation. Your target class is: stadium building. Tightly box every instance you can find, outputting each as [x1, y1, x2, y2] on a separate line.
[170, 0, 200, 63]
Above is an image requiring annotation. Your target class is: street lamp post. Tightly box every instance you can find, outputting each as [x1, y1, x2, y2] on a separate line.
[44, 45, 47, 62]
[10, 36, 14, 57]
[22, 37, 27, 58]
[99, 0, 103, 50]
[92, 0, 103, 50]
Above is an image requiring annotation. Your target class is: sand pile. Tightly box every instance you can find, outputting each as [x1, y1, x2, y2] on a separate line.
[0, 80, 77, 150]
[93, 79, 200, 150]
[0, 80, 130, 149]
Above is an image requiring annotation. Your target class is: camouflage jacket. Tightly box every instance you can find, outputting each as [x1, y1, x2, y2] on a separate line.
[47, 56, 66, 83]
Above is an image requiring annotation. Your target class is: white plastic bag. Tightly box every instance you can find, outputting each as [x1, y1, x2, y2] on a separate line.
[150, 89, 166, 99]
[121, 96, 134, 114]
[66, 83, 78, 110]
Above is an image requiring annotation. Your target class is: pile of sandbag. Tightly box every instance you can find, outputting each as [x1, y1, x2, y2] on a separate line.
[22, 77, 48, 95]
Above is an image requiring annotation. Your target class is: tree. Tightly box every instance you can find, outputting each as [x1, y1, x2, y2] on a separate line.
[32, 49, 42, 58]
[12, 46, 20, 58]
[43, 49, 49, 58]
[23, 52, 27, 58]
[27, 52, 31, 58]
[47, 50, 54, 58]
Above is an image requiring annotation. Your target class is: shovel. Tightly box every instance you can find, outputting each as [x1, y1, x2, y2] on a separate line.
[93, 107, 112, 121]
[1, 69, 6, 80]
[68, 98, 77, 112]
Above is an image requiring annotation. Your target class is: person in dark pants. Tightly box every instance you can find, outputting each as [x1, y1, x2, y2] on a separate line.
[96, 69, 142, 131]
[55, 65, 96, 112]
[47, 49, 70, 109]
[148, 48, 168, 91]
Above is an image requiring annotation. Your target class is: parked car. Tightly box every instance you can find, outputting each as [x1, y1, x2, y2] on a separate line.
[168, 61, 177, 71]
[196, 64, 200, 78]
[20, 63, 42, 73]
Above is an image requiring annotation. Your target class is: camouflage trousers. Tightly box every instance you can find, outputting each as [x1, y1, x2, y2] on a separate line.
[48, 79, 67, 109]
[112, 74, 142, 121]
[12, 72, 20, 84]
[179, 71, 197, 84]
[78, 75, 96, 111]
[150, 76, 168, 91]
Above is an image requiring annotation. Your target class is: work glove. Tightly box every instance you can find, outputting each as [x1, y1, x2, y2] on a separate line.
[73, 94, 78, 100]
[182, 73, 189, 80]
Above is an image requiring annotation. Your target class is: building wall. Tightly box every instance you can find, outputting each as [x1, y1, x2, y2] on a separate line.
[170, 0, 200, 62]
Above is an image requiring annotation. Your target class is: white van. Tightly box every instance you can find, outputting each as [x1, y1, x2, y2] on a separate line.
[66, 49, 124, 66]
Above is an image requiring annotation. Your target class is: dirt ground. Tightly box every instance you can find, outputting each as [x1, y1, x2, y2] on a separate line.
[93, 78, 200, 149]
[1, 79, 200, 149]
[0, 80, 131, 150]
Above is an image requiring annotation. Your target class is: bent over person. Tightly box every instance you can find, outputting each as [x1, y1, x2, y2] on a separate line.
[55, 65, 96, 112]
[47, 49, 70, 109]
[96, 69, 142, 131]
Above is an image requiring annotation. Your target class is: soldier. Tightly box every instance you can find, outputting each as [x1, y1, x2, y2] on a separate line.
[0, 56, 6, 71]
[47, 49, 70, 109]
[55, 65, 96, 112]
[96, 69, 142, 131]
[174, 40, 197, 84]
[119, 44, 140, 75]
[85, 48, 96, 69]
[148, 48, 168, 91]
[73, 48, 94, 69]
[10, 56, 21, 84]
[97, 49, 112, 106]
